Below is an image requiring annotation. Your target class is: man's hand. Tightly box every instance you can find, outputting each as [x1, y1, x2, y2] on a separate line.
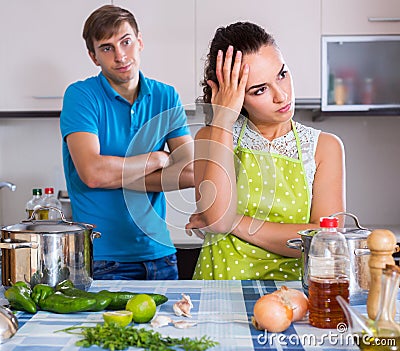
[185, 213, 208, 239]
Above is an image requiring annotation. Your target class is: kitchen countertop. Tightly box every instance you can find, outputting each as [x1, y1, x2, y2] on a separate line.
[2, 280, 382, 350]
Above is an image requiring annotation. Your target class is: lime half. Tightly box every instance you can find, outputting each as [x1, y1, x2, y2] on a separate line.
[126, 294, 156, 323]
[103, 310, 133, 327]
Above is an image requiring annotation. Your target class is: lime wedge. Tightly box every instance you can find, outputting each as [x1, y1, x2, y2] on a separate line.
[103, 310, 133, 327]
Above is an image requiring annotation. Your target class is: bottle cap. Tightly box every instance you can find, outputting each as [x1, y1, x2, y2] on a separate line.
[32, 188, 42, 196]
[320, 216, 339, 228]
[44, 187, 55, 195]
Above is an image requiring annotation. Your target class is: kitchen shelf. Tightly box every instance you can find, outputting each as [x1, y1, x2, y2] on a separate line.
[294, 99, 400, 121]
[314, 108, 400, 121]
[0, 111, 60, 118]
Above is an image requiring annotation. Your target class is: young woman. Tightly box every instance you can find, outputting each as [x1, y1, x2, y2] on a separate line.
[186, 22, 346, 280]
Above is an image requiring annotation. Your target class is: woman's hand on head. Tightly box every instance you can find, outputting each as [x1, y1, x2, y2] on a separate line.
[209, 45, 249, 127]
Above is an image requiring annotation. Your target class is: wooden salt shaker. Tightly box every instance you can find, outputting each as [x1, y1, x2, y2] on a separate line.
[366, 229, 397, 320]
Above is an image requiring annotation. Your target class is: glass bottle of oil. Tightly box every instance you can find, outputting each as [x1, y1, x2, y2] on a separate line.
[25, 188, 43, 219]
[308, 216, 351, 329]
[360, 265, 400, 350]
[38, 187, 62, 220]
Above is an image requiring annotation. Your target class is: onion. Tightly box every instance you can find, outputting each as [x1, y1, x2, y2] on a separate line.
[252, 293, 293, 332]
[252, 286, 309, 333]
[273, 285, 309, 321]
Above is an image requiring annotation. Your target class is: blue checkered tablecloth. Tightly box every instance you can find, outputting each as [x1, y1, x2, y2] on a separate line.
[0, 280, 381, 350]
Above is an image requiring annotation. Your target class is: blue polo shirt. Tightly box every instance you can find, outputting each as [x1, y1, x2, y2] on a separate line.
[60, 71, 189, 262]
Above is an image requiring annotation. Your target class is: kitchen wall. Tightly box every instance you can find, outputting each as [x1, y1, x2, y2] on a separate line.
[0, 1, 399, 237]
[0, 118, 65, 225]
[296, 111, 400, 230]
[0, 111, 399, 239]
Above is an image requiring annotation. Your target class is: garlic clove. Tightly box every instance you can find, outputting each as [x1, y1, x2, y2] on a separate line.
[173, 320, 197, 329]
[150, 315, 173, 328]
[173, 293, 193, 318]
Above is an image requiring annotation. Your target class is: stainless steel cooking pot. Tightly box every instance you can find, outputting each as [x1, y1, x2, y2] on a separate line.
[286, 212, 371, 296]
[0, 207, 100, 291]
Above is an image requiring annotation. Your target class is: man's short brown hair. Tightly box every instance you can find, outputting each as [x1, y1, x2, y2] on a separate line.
[83, 5, 139, 53]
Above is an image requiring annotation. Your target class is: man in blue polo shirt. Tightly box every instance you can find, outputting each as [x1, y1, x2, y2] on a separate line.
[60, 5, 194, 280]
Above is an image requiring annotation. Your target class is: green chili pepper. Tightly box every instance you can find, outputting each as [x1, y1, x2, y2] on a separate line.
[5, 281, 37, 313]
[31, 284, 55, 305]
[38, 292, 97, 314]
[97, 290, 168, 310]
[55, 279, 111, 312]
[56, 287, 111, 312]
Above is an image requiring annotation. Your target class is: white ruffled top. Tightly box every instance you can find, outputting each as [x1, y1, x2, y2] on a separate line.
[232, 115, 321, 199]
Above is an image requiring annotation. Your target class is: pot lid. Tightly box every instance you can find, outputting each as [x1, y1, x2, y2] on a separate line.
[298, 227, 370, 238]
[2, 219, 94, 234]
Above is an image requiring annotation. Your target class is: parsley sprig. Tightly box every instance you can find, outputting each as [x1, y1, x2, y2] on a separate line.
[57, 323, 219, 351]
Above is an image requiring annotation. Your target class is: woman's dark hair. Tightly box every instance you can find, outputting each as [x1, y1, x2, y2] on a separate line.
[201, 22, 276, 121]
[83, 5, 139, 53]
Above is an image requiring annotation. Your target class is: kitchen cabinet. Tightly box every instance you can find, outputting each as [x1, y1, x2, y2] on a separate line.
[195, 0, 321, 99]
[0, 0, 105, 112]
[1, 0, 321, 113]
[115, 0, 196, 108]
[321, 35, 400, 112]
[322, 0, 400, 35]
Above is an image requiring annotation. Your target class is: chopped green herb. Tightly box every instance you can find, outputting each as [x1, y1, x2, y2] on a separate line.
[57, 323, 219, 351]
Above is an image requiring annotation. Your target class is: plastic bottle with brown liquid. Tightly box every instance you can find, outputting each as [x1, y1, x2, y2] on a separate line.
[308, 217, 351, 329]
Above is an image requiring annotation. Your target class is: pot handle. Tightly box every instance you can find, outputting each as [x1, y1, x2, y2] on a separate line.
[0, 240, 39, 250]
[329, 211, 368, 230]
[286, 238, 303, 251]
[354, 248, 371, 256]
[23, 206, 71, 223]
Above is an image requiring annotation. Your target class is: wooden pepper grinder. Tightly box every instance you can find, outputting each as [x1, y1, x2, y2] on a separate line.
[366, 229, 397, 320]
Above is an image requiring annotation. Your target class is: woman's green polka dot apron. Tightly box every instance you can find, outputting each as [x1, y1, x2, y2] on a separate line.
[193, 120, 311, 280]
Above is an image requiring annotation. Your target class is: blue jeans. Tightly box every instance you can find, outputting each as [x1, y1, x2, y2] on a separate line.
[93, 254, 178, 280]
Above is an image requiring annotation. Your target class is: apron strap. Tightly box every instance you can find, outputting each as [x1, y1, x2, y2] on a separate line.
[237, 119, 248, 148]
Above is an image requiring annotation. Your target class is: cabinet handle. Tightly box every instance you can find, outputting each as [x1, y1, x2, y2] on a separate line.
[32, 96, 62, 99]
[368, 17, 400, 22]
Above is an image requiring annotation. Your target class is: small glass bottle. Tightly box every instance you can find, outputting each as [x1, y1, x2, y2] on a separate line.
[345, 77, 355, 105]
[362, 77, 374, 105]
[334, 78, 346, 105]
[373, 265, 400, 341]
[308, 217, 351, 329]
[25, 188, 43, 219]
[39, 187, 62, 220]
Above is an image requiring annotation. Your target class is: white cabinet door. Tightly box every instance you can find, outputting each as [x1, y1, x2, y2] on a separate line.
[195, 0, 321, 99]
[115, 1, 196, 108]
[322, 0, 400, 35]
[0, 1, 107, 112]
